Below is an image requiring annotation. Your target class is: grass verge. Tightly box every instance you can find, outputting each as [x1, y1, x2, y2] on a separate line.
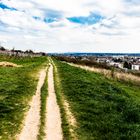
[52, 60, 72, 140]
[37, 65, 49, 140]
[0, 56, 48, 140]
[53, 58, 140, 140]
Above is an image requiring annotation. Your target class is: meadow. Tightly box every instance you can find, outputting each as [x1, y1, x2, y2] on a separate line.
[0, 55, 140, 140]
[0, 55, 47, 140]
[54, 59, 140, 140]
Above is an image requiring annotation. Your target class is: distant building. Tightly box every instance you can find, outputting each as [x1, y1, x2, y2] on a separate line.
[115, 63, 123, 69]
[109, 62, 123, 69]
[81, 57, 89, 61]
[131, 64, 140, 71]
[0, 48, 47, 57]
[96, 57, 107, 63]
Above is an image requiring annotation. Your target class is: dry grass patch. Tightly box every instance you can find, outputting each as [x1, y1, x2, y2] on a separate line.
[0, 61, 21, 67]
[68, 63, 140, 84]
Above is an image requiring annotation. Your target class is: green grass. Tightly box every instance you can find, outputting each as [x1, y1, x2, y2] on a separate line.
[53, 59, 140, 140]
[52, 61, 72, 140]
[0, 56, 48, 140]
[38, 65, 49, 140]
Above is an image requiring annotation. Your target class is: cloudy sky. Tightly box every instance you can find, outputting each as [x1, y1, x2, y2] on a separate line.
[0, 0, 140, 53]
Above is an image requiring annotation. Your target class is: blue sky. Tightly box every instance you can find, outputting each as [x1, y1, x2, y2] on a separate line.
[0, 3, 17, 11]
[0, 0, 140, 53]
[67, 13, 104, 25]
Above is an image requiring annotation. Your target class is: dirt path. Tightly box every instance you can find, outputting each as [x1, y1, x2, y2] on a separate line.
[17, 69, 47, 140]
[52, 62, 77, 139]
[45, 64, 63, 140]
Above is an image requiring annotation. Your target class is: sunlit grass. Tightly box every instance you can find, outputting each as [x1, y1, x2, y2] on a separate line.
[0, 56, 47, 139]
[54, 59, 140, 140]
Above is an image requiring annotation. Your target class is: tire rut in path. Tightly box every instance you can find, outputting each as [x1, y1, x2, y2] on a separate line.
[45, 64, 63, 140]
[17, 69, 47, 140]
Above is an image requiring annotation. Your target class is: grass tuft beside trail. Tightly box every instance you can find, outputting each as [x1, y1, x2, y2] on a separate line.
[54, 59, 140, 140]
[0, 56, 48, 140]
[38, 66, 49, 140]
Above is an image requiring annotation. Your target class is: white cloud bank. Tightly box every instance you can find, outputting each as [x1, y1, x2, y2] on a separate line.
[0, 0, 140, 53]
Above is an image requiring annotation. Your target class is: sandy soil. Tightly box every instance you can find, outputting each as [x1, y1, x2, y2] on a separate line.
[0, 61, 21, 67]
[45, 64, 63, 140]
[17, 69, 47, 140]
[63, 100, 77, 140]
[68, 63, 140, 83]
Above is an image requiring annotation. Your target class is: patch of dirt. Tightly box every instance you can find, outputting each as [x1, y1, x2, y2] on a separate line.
[63, 100, 77, 140]
[0, 61, 21, 67]
[45, 64, 63, 140]
[63, 100, 76, 127]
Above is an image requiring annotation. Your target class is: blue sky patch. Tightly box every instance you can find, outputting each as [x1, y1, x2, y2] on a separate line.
[44, 18, 57, 23]
[33, 16, 58, 24]
[0, 21, 9, 27]
[0, 21, 10, 33]
[124, 0, 140, 4]
[32, 9, 63, 24]
[33, 16, 57, 23]
[43, 9, 63, 23]
[67, 13, 104, 25]
[33, 16, 41, 20]
[0, 3, 17, 11]
[45, 9, 62, 19]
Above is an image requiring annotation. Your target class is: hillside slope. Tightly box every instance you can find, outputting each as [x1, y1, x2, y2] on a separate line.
[54, 59, 140, 140]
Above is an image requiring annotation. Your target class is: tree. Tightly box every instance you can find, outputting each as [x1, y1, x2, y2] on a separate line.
[0, 46, 6, 51]
[25, 50, 34, 54]
[124, 61, 131, 69]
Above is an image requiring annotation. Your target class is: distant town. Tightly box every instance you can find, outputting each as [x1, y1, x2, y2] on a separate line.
[0, 45, 47, 57]
[1, 45, 140, 71]
[95, 55, 140, 71]
[53, 53, 140, 71]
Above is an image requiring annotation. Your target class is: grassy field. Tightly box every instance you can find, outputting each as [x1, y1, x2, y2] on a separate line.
[0, 55, 48, 140]
[54, 59, 140, 140]
[52, 60, 72, 139]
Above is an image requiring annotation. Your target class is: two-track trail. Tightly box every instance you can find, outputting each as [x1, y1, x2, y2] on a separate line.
[17, 68, 47, 140]
[45, 64, 63, 140]
[17, 63, 63, 140]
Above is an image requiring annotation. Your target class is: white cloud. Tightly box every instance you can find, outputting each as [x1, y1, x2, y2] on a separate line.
[0, 0, 140, 53]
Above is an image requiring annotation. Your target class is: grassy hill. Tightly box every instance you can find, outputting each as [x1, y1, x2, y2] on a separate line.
[54, 59, 140, 140]
[0, 55, 140, 140]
